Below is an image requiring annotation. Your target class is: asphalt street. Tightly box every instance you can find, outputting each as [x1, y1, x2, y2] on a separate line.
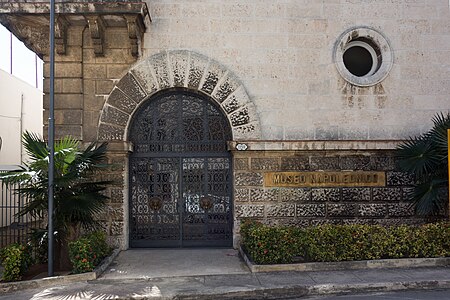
[301, 289, 450, 300]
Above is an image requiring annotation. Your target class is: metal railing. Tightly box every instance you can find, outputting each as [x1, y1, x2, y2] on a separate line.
[0, 168, 40, 249]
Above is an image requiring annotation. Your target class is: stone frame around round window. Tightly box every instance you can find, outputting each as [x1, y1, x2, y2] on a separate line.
[333, 26, 393, 87]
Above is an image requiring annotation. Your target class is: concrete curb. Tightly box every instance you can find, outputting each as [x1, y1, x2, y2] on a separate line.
[239, 246, 450, 273]
[0, 248, 120, 294]
[107, 279, 450, 300]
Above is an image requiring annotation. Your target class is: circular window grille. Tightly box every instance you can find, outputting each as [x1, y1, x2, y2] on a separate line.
[334, 27, 393, 87]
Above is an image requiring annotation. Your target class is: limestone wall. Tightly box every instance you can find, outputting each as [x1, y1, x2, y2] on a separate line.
[231, 147, 428, 246]
[143, 0, 450, 140]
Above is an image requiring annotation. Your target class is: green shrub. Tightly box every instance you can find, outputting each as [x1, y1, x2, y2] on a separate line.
[241, 220, 301, 264]
[68, 231, 111, 274]
[84, 231, 111, 265]
[0, 243, 33, 281]
[241, 221, 450, 265]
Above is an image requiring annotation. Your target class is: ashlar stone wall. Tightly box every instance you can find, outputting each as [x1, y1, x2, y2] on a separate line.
[144, 0, 450, 140]
[40, 23, 139, 248]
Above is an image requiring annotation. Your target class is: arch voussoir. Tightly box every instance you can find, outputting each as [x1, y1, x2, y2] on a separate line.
[167, 50, 190, 88]
[97, 50, 261, 142]
[129, 60, 158, 95]
[199, 60, 227, 95]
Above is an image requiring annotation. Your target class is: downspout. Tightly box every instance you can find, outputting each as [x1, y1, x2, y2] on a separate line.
[20, 93, 24, 164]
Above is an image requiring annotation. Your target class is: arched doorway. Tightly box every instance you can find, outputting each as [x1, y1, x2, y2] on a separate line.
[128, 89, 233, 247]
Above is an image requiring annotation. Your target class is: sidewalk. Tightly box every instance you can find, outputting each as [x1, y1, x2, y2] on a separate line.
[0, 249, 449, 299]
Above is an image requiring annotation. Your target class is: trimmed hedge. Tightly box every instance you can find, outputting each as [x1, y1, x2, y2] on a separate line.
[240, 221, 450, 265]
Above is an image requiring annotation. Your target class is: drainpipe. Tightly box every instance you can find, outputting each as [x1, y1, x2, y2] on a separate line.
[20, 93, 24, 164]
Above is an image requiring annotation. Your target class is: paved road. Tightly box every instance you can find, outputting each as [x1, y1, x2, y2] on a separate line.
[300, 289, 450, 300]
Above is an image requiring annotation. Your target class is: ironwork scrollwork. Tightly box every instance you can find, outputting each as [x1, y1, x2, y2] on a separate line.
[129, 90, 233, 247]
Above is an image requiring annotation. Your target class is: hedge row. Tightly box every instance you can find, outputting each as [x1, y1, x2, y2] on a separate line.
[240, 221, 450, 265]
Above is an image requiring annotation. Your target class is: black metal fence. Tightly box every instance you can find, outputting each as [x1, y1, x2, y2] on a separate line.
[0, 172, 40, 249]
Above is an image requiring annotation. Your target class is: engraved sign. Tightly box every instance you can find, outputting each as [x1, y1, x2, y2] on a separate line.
[264, 171, 386, 187]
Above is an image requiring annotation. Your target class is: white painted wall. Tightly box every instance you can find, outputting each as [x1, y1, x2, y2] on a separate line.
[0, 68, 43, 166]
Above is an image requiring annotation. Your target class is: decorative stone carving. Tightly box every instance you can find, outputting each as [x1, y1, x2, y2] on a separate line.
[266, 204, 295, 217]
[311, 188, 340, 202]
[387, 203, 414, 217]
[105, 88, 136, 114]
[123, 14, 144, 57]
[85, 15, 105, 56]
[234, 188, 249, 202]
[0, 15, 48, 56]
[386, 172, 415, 186]
[342, 188, 371, 201]
[372, 187, 402, 201]
[98, 123, 124, 141]
[110, 221, 124, 236]
[110, 188, 124, 204]
[201, 61, 227, 95]
[0, 2, 150, 59]
[168, 50, 189, 87]
[250, 188, 278, 202]
[234, 158, 249, 170]
[212, 73, 240, 103]
[130, 60, 158, 95]
[371, 156, 396, 171]
[280, 188, 311, 202]
[100, 105, 129, 127]
[235, 172, 264, 186]
[55, 16, 69, 55]
[340, 156, 370, 170]
[296, 204, 326, 217]
[235, 205, 264, 218]
[187, 52, 209, 89]
[358, 204, 386, 217]
[310, 156, 340, 170]
[116, 73, 147, 103]
[327, 203, 358, 217]
[98, 50, 262, 141]
[281, 157, 309, 171]
[250, 158, 280, 171]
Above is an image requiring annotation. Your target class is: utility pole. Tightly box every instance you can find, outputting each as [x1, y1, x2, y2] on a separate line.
[48, 0, 55, 277]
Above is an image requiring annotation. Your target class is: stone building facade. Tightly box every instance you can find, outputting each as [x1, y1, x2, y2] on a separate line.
[0, 0, 449, 249]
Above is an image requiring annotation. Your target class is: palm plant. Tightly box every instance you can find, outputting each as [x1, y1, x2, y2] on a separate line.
[396, 112, 450, 216]
[0, 131, 110, 268]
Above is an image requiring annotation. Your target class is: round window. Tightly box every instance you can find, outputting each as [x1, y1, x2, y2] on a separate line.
[334, 27, 393, 87]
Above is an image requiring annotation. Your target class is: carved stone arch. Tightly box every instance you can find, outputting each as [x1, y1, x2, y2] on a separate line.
[97, 50, 261, 141]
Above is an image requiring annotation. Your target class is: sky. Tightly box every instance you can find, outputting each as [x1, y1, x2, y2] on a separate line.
[0, 24, 43, 91]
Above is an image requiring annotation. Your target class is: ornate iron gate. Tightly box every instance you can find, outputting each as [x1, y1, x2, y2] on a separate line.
[129, 90, 233, 247]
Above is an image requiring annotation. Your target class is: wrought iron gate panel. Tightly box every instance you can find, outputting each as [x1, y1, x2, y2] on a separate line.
[182, 157, 231, 246]
[129, 157, 181, 247]
[129, 91, 232, 247]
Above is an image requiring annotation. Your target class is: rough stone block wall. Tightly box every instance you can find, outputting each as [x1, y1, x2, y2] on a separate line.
[43, 25, 135, 142]
[233, 150, 430, 239]
[41, 23, 138, 249]
[43, 26, 84, 140]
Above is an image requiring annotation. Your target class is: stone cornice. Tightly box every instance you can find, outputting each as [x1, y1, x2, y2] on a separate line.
[0, 1, 150, 57]
[0, 2, 150, 16]
[228, 140, 402, 151]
